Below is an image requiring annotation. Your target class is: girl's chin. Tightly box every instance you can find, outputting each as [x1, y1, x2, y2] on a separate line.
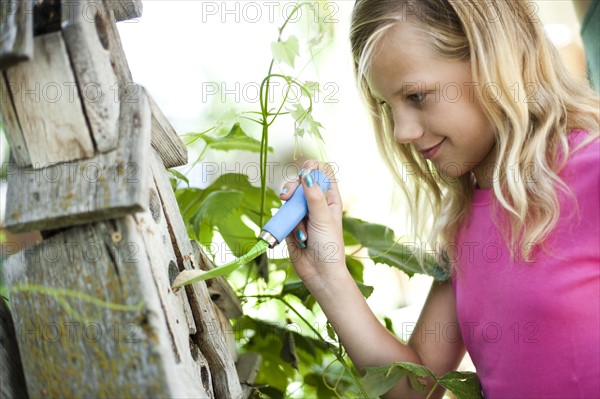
[433, 161, 471, 179]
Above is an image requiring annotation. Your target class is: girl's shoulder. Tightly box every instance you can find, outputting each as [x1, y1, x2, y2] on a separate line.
[564, 129, 599, 172]
[560, 129, 599, 200]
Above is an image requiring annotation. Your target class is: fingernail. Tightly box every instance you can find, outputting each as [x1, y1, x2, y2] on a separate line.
[299, 241, 307, 249]
[298, 168, 308, 178]
[296, 230, 306, 242]
[304, 172, 314, 187]
[280, 187, 289, 195]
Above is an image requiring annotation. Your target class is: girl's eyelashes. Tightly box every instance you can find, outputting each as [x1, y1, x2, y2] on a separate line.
[407, 92, 427, 104]
[376, 93, 427, 107]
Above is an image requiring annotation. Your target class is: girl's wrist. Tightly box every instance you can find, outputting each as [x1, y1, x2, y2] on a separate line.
[302, 261, 355, 300]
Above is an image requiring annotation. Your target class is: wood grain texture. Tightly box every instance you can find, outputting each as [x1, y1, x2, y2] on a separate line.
[101, 0, 133, 85]
[0, 299, 29, 399]
[106, 0, 143, 22]
[62, 0, 120, 153]
[236, 353, 263, 399]
[150, 149, 244, 399]
[148, 93, 188, 168]
[0, 0, 33, 70]
[132, 167, 212, 397]
[190, 240, 244, 319]
[2, 217, 194, 397]
[5, 32, 95, 165]
[0, 74, 31, 166]
[3, 85, 151, 233]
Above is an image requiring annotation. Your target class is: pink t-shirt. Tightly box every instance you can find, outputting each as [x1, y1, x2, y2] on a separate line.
[452, 131, 600, 398]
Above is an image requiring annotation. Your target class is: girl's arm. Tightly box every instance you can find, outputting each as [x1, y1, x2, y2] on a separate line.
[280, 162, 465, 398]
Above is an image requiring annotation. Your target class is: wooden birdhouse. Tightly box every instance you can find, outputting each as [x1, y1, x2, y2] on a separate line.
[0, 1, 259, 397]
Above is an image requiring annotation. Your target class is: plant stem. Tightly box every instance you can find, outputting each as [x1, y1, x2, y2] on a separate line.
[424, 381, 440, 399]
[257, 2, 309, 229]
[243, 294, 371, 399]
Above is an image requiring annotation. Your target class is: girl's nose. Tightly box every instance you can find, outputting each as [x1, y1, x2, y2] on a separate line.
[392, 111, 424, 144]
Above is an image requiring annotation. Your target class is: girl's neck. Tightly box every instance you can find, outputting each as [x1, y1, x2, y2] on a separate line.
[472, 143, 498, 189]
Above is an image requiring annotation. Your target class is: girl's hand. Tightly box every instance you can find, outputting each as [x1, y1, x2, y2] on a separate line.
[279, 161, 347, 291]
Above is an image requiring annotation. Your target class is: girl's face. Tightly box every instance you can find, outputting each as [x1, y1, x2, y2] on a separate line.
[367, 23, 497, 187]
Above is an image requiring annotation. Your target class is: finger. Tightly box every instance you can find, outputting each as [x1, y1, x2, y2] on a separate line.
[301, 160, 342, 206]
[300, 166, 334, 226]
[292, 224, 308, 249]
[278, 175, 300, 201]
[285, 224, 307, 252]
[301, 160, 343, 220]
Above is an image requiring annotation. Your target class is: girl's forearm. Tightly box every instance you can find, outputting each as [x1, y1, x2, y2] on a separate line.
[305, 267, 438, 398]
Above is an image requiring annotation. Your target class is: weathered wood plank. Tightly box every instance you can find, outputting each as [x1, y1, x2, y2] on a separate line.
[132, 168, 211, 397]
[62, 0, 120, 153]
[0, 299, 29, 399]
[5, 32, 95, 166]
[236, 352, 263, 399]
[148, 93, 188, 168]
[0, 0, 33, 70]
[190, 240, 243, 319]
[3, 84, 151, 233]
[150, 149, 243, 399]
[0, 74, 31, 166]
[2, 217, 197, 397]
[101, 0, 133, 91]
[106, 0, 143, 22]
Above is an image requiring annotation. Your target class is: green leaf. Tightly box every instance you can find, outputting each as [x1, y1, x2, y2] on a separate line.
[343, 216, 436, 278]
[345, 256, 364, 282]
[190, 190, 244, 229]
[282, 279, 373, 302]
[168, 168, 189, 187]
[288, 103, 324, 142]
[439, 371, 483, 399]
[280, 329, 299, 369]
[383, 317, 396, 335]
[271, 35, 300, 67]
[281, 280, 311, 302]
[303, 80, 320, 100]
[360, 362, 436, 398]
[356, 281, 374, 298]
[360, 365, 406, 398]
[198, 123, 272, 155]
[326, 322, 336, 341]
[214, 174, 281, 227]
[235, 316, 329, 359]
[179, 174, 281, 258]
[217, 209, 260, 257]
[303, 366, 355, 398]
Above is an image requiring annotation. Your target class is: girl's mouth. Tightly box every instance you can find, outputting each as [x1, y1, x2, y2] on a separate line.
[419, 138, 445, 159]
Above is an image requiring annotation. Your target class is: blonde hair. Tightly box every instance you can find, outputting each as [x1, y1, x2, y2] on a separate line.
[350, 0, 600, 270]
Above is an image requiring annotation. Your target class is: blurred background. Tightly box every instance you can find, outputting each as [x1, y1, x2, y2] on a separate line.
[0, 0, 591, 376]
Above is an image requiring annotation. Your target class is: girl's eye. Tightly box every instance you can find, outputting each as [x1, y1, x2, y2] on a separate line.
[407, 93, 426, 103]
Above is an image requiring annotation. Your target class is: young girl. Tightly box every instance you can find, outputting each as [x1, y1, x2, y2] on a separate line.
[279, 1, 600, 398]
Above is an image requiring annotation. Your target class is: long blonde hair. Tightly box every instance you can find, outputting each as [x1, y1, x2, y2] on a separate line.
[350, 0, 600, 269]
